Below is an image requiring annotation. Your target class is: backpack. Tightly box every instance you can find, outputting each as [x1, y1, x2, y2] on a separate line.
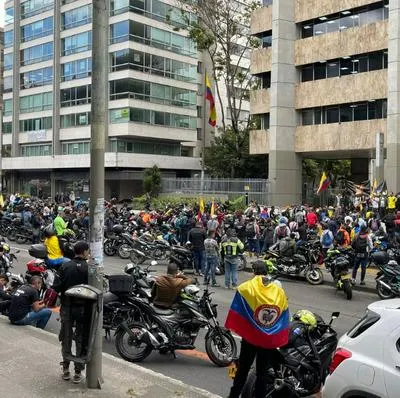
[335, 230, 345, 245]
[322, 231, 333, 247]
[245, 223, 255, 237]
[277, 225, 287, 238]
[353, 235, 368, 253]
[175, 216, 186, 229]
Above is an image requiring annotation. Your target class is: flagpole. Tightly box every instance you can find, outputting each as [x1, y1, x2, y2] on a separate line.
[201, 69, 207, 194]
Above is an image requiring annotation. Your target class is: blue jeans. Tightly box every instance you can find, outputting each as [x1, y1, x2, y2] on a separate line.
[352, 255, 368, 282]
[204, 255, 218, 285]
[225, 257, 239, 288]
[247, 239, 260, 254]
[193, 250, 206, 273]
[46, 257, 69, 268]
[13, 308, 52, 329]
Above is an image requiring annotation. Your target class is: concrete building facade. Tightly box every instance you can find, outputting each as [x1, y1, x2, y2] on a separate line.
[2, 0, 212, 199]
[250, 0, 395, 204]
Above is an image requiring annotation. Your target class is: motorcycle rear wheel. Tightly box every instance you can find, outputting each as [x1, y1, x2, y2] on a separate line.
[7, 228, 16, 241]
[16, 235, 27, 244]
[205, 327, 237, 367]
[104, 240, 116, 256]
[343, 280, 353, 300]
[115, 322, 153, 363]
[118, 243, 132, 259]
[305, 267, 324, 285]
[377, 278, 396, 300]
[129, 250, 146, 264]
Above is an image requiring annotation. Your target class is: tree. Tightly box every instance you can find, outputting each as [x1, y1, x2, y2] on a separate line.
[143, 165, 162, 198]
[204, 127, 267, 178]
[302, 159, 351, 188]
[176, 0, 261, 174]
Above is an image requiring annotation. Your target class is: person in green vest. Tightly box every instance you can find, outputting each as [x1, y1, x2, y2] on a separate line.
[54, 207, 68, 236]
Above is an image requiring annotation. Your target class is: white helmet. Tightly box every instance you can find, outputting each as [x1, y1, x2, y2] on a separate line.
[124, 263, 135, 275]
[183, 284, 200, 297]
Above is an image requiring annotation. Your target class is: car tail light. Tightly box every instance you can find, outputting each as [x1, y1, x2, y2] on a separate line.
[329, 348, 352, 374]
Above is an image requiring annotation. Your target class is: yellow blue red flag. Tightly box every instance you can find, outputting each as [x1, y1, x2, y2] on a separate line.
[317, 172, 330, 195]
[205, 74, 217, 127]
[225, 276, 289, 349]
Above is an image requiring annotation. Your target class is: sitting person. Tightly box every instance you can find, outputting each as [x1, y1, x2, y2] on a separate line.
[279, 233, 297, 257]
[44, 227, 68, 268]
[152, 263, 194, 309]
[8, 275, 52, 329]
[0, 274, 11, 314]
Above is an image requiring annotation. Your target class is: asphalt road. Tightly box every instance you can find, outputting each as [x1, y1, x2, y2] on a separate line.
[8, 244, 380, 397]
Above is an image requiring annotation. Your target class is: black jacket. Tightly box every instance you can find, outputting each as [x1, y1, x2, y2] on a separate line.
[188, 227, 206, 251]
[53, 257, 89, 297]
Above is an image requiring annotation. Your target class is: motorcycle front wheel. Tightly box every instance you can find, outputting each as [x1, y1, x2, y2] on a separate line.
[305, 267, 324, 285]
[377, 277, 396, 300]
[205, 327, 237, 367]
[104, 240, 116, 256]
[130, 250, 146, 264]
[115, 322, 153, 363]
[118, 243, 132, 259]
[7, 228, 16, 241]
[343, 279, 353, 300]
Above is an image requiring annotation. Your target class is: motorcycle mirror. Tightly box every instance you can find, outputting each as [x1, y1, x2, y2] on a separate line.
[331, 311, 340, 319]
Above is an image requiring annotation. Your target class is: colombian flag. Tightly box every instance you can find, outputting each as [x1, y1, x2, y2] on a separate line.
[225, 276, 289, 349]
[317, 171, 330, 195]
[206, 74, 217, 127]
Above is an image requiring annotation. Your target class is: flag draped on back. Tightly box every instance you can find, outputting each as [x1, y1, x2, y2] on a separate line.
[317, 172, 330, 194]
[225, 276, 289, 349]
[205, 74, 217, 127]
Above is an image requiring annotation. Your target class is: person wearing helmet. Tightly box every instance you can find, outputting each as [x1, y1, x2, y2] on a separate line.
[53, 241, 89, 384]
[54, 207, 68, 236]
[151, 263, 195, 309]
[273, 219, 290, 244]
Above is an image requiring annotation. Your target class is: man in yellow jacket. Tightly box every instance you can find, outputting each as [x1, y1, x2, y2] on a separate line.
[387, 192, 397, 212]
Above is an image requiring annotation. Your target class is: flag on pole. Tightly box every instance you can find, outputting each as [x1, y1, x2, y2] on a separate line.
[210, 200, 215, 216]
[376, 181, 388, 195]
[0, 195, 4, 208]
[317, 172, 330, 195]
[199, 198, 205, 214]
[205, 74, 217, 127]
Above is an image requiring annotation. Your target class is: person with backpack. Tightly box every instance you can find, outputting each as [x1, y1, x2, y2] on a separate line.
[279, 233, 297, 257]
[245, 217, 260, 257]
[351, 225, 373, 285]
[221, 228, 244, 289]
[273, 219, 290, 244]
[320, 223, 334, 256]
[335, 222, 350, 247]
[261, 219, 274, 253]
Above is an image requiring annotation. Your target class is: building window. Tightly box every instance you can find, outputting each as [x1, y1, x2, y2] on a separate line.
[21, 42, 53, 66]
[4, 53, 13, 70]
[61, 85, 91, 107]
[61, 141, 90, 155]
[2, 145, 12, 158]
[260, 31, 272, 48]
[4, 30, 13, 48]
[21, 17, 53, 42]
[301, 2, 388, 39]
[62, 5, 92, 30]
[62, 58, 92, 81]
[62, 31, 92, 56]
[109, 78, 197, 108]
[5, 7, 14, 25]
[20, 117, 52, 132]
[301, 99, 387, 125]
[4, 76, 13, 93]
[20, 92, 53, 113]
[2, 122, 12, 134]
[61, 112, 91, 128]
[20, 67, 53, 89]
[110, 139, 181, 156]
[21, 0, 53, 19]
[4, 100, 12, 117]
[300, 50, 388, 82]
[21, 144, 52, 157]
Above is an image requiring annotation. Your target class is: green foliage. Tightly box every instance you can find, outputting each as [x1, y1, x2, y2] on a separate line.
[143, 165, 162, 198]
[204, 127, 267, 178]
[302, 159, 351, 188]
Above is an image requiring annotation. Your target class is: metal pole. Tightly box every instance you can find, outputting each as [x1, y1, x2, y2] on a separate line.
[87, 0, 108, 389]
[201, 69, 207, 192]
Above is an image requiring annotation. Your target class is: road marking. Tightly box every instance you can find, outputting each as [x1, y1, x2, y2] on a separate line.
[10, 246, 28, 252]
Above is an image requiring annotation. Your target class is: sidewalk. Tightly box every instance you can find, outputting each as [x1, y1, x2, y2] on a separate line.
[0, 316, 221, 398]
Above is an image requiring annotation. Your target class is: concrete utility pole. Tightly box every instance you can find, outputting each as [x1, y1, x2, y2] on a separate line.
[375, 132, 384, 184]
[87, 0, 109, 389]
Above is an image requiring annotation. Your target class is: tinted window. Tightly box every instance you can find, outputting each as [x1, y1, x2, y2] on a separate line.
[327, 61, 339, 78]
[302, 65, 313, 82]
[326, 107, 339, 123]
[347, 310, 380, 338]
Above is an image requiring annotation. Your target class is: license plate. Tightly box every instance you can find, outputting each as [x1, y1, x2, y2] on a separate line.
[228, 364, 237, 379]
[341, 274, 351, 280]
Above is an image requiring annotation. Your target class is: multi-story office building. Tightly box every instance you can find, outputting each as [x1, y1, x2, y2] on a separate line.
[250, 0, 397, 205]
[2, 0, 207, 199]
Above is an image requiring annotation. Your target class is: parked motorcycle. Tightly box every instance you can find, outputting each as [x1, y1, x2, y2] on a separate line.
[240, 311, 340, 398]
[264, 244, 324, 285]
[114, 284, 237, 367]
[324, 248, 353, 300]
[371, 251, 400, 299]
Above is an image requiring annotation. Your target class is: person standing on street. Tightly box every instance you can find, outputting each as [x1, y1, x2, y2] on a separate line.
[221, 229, 244, 289]
[53, 241, 89, 384]
[188, 222, 206, 276]
[203, 231, 220, 287]
[351, 225, 373, 286]
[8, 275, 52, 329]
[225, 260, 289, 398]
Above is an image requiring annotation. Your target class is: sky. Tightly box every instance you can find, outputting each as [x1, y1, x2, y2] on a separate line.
[0, 1, 4, 28]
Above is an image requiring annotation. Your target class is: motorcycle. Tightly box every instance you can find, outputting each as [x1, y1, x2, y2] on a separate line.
[324, 248, 353, 300]
[371, 251, 400, 299]
[103, 261, 158, 339]
[114, 284, 237, 367]
[240, 312, 340, 398]
[264, 244, 323, 285]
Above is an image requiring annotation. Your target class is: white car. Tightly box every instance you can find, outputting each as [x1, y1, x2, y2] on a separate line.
[322, 299, 400, 398]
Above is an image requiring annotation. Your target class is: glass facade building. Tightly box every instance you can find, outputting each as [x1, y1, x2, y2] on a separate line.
[2, 0, 202, 198]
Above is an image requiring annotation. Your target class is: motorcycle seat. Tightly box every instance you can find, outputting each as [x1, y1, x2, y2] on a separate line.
[103, 292, 120, 305]
[150, 304, 174, 315]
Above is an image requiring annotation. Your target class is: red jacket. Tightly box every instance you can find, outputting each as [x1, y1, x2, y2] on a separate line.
[306, 212, 318, 226]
